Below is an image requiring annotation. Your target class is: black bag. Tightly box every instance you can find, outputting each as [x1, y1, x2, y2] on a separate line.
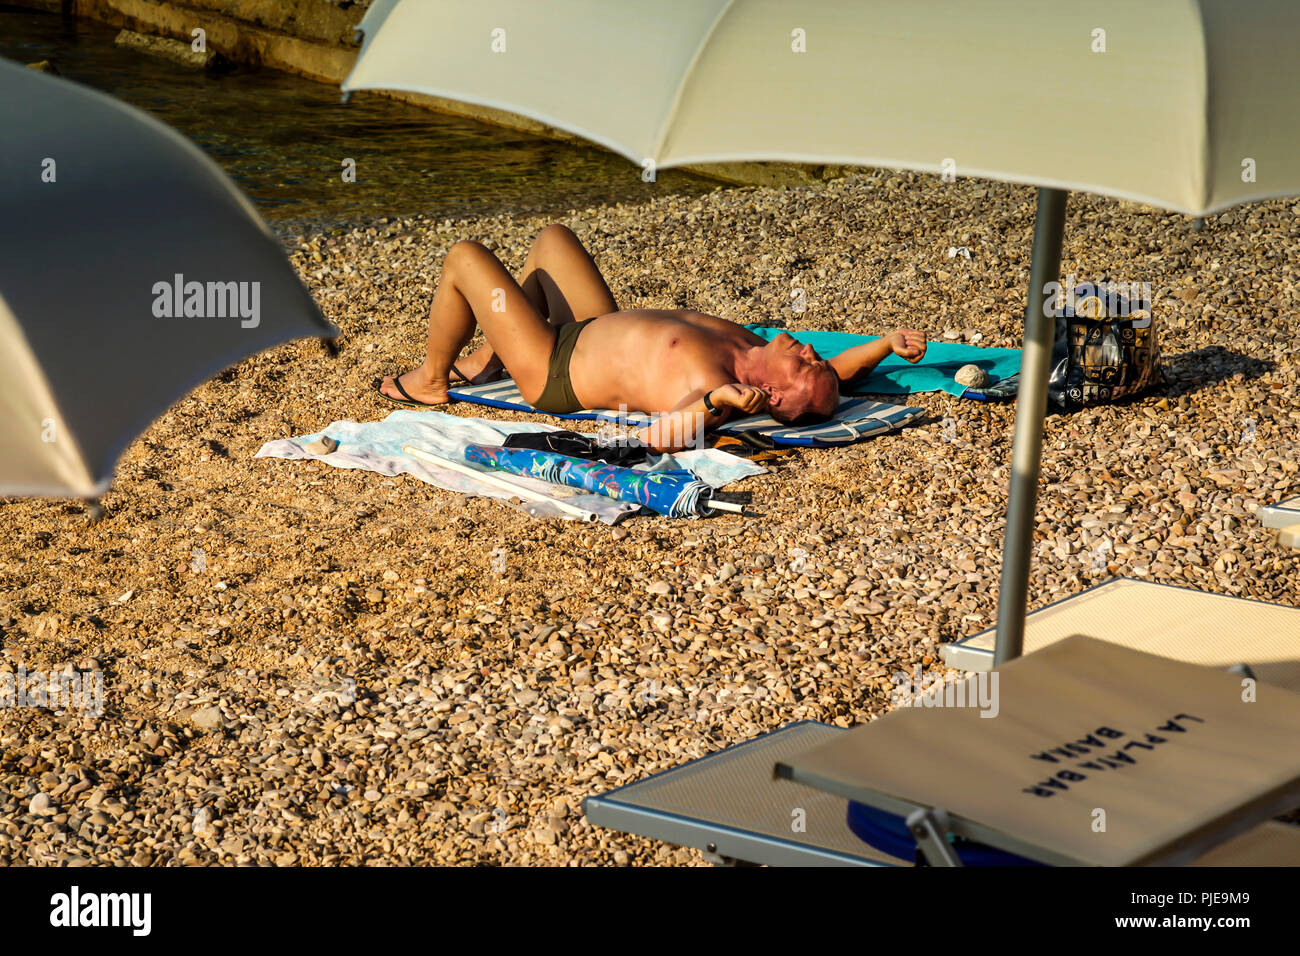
[1049, 281, 1161, 408]
[502, 429, 649, 465]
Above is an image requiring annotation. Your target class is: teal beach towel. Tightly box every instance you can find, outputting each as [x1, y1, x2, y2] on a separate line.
[745, 326, 1021, 397]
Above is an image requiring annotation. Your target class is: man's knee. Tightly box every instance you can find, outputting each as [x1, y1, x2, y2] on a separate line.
[529, 224, 580, 263]
[537, 223, 578, 245]
[444, 239, 491, 274]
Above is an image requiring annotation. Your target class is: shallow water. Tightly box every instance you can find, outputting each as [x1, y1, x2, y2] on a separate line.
[0, 4, 721, 223]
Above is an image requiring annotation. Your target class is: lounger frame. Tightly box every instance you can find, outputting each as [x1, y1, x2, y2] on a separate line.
[583, 722, 897, 867]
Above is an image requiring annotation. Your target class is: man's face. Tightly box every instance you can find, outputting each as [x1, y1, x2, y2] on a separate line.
[764, 333, 839, 422]
[764, 332, 832, 385]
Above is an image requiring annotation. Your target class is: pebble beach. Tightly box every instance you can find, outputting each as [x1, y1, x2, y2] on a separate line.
[1, 169, 1297, 866]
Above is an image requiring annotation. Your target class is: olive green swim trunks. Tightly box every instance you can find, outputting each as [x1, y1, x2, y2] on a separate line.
[533, 317, 597, 414]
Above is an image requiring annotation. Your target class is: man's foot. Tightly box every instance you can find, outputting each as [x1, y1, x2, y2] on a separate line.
[453, 345, 506, 385]
[375, 367, 452, 407]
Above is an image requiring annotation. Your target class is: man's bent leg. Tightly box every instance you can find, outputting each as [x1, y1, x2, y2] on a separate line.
[379, 241, 556, 406]
[520, 224, 618, 323]
[455, 225, 618, 383]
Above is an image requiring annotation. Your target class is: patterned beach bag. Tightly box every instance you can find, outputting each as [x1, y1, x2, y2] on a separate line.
[1049, 281, 1161, 408]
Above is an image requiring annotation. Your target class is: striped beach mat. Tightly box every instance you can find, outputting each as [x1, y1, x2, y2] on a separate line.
[447, 379, 925, 448]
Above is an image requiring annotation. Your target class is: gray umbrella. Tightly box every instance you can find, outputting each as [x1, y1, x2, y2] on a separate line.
[0, 57, 335, 499]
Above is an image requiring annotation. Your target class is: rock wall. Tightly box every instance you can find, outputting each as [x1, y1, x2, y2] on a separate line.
[18, 0, 365, 82]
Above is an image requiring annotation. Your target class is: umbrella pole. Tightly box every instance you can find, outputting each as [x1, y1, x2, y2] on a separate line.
[993, 187, 1068, 665]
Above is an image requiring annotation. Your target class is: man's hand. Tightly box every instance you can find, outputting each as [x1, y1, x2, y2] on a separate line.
[634, 384, 769, 453]
[888, 328, 928, 363]
[709, 383, 769, 415]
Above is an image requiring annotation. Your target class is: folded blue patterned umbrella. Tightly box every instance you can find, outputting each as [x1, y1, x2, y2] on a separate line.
[464, 445, 715, 518]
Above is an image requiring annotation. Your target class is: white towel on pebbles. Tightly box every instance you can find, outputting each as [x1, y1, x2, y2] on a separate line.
[255, 409, 764, 524]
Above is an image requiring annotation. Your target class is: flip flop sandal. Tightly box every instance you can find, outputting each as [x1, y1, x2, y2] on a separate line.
[709, 433, 791, 460]
[732, 431, 778, 450]
[374, 365, 470, 408]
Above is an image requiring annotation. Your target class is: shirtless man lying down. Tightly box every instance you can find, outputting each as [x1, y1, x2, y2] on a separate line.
[376, 225, 927, 452]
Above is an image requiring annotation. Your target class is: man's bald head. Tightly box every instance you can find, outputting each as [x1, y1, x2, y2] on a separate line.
[752, 333, 841, 425]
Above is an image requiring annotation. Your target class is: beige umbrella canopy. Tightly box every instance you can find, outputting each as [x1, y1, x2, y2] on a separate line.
[344, 0, 1300, 662]
[346, 0, 1300, 216]
[0, 58, 335, 500]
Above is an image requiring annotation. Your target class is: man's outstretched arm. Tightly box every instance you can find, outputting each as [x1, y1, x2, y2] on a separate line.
[632, 384, 769, 453]
[829, 328, 927, 390]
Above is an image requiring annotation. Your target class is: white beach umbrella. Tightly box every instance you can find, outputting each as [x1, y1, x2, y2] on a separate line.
[346, 0, 1300, 216]
[344, 0, 1300, 661]
[0, 58, 335, 500]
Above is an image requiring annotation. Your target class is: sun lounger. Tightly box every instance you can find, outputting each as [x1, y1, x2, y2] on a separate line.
[1260, 496, 1300, 551]
[1190, 821, 1300, 866]
[447, 379, 924, 448]
[1259, 496, 1300, 530]
[585, 638, 1300, 866]
[583, 721, 898, 866]
[940, 578, 1300, 692]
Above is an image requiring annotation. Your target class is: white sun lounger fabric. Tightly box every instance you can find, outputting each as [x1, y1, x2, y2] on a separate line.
[941, 578, 1300, 691]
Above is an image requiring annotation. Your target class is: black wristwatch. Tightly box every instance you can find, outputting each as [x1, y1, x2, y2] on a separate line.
[702, 389, 721, 415]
